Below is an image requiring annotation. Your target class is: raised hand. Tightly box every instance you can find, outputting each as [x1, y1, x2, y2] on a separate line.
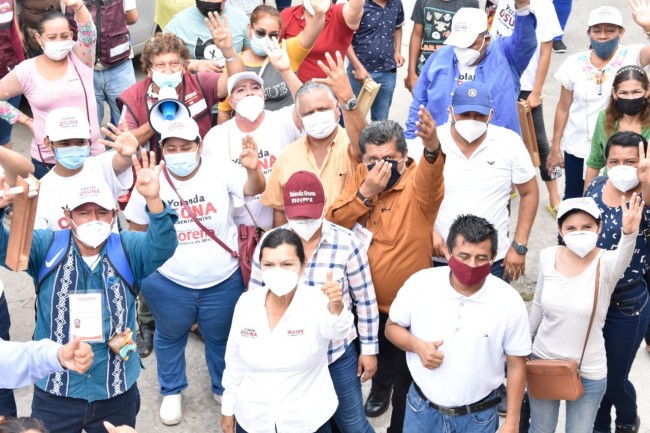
[416, 339, 444, 369]
[206, 12, 233, 53]
[621, 192, 644, 235]
[133, 150, 163, 201]
[239, 135, 260, 171]
[322, 270, 344, 315]
[58, 336, 94, 374]
[630, 0, 650, 31]
[359, 160, 391, 198]
[309, 0, 330, 16]
[415, 105, 440, 152]
[315, 51, 355, 104]
[100, 119, 139, 158]
[637, 141, 650, 185]
[265, 37, 291, 74]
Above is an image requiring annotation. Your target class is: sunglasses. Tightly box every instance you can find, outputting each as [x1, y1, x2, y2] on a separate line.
[253, 27, 280, 39]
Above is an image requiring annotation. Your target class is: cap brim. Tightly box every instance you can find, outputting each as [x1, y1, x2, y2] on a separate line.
[70, 198, 116, 211]
[453, 104, 491, 115]
[285, 202, 324, 220]
[227, 72, 264, 95]
[48, 131, 92, 142]
[444, 32, 478, 48]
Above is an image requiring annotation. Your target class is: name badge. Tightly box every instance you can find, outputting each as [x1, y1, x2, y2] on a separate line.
[188, 98, 208, 117]
[69, 293, 104, 342]
[352, 222, 373, 251]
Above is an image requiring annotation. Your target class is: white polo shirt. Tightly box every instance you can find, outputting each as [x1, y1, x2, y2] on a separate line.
[222, 283, 353, 433]
[435, 124, 536, 261]
[390, 267, 531, 407]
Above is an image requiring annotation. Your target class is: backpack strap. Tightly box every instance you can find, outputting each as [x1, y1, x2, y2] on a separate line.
[37, 230, 73, 295]
[105, 233, 136, 298]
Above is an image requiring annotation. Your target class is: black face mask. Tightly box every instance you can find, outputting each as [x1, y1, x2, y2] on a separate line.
[196, 0, 222, 16]
[366, 158, 405, 191]
[617, 96, 647, 116]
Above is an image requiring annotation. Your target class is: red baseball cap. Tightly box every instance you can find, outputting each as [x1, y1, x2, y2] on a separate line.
[283, 171, 326, 219]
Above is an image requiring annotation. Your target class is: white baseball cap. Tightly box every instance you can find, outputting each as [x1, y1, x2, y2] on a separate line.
[227, 71, 264, 96]
[160, 117, 201, 144]
[588, 6, 623, 27]
[67, 180, 116, 211]
[444, 8, 488, 48]
[44, 107, 91, 142]
[557, 197, 602, 221]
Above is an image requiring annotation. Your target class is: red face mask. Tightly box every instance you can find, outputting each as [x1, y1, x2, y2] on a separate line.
[448, 256, 491, 287]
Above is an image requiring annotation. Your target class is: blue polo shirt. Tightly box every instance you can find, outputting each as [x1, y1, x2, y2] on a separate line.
[352, 0, 405, 73]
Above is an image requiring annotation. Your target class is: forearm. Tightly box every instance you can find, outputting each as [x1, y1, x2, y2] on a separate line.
[407, 26, 423, 75]
[145, 197, 164, 214]
[502, 356, 526, 429]
[385, 320, 422, 354]
[552, 103, 570, 151]
[244, 170, 265, 196]
[279, 68, 303, 100]
[0, 146, 35, 184]
[272, 208, 287, 228]
[394, 27, 403, 56]
[513, 184, 538, 244]
[0, 339, 63, 389]
[343, 0, 364, 30]
[531, 41, 552, 95]
[300, 12, 326, 49]
[74, 7, 95, 41]
[131, 123, 156, 147]
[584, 167, 600, 192]
[346, 45, 363, 70]
[342, 109, 366, 163]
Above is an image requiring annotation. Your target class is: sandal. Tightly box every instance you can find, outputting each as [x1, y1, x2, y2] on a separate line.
[137, 324, 154, 358]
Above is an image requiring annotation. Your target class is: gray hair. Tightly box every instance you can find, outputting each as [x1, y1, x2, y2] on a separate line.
[294, 81, 336, 116]
[359, 120, 407, 155]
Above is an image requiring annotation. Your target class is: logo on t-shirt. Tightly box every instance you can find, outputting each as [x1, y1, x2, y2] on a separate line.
[287, 329, 305, 337]
[195, 37, 224, 62]
[241, 328, 258, 338]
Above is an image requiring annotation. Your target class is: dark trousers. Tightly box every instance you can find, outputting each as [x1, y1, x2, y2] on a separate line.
[563, 152, 584, 200]
[0, 292, 16, 417]
[31, 158, 55, 180]
[31, 383, 140, 433]
[370, 313, 412, 433]
[236, 421, 331, 433]
[519, 91, 552, 182]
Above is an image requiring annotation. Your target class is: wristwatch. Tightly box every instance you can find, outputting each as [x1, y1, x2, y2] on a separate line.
[339, 97, 358, 111]
[511, 241, 528, 255]
[356, 190, 374, 208]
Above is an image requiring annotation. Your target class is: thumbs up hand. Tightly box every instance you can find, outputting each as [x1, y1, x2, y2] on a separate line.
[58, 336, 94, 374]
[322, 270, 344, 315]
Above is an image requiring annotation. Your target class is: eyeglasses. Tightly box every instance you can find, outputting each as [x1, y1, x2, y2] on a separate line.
[151, 60, 182, 71]
[253, 27, 280, 39]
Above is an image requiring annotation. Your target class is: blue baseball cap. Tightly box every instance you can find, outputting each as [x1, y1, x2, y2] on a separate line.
[451, 81, 492, 115]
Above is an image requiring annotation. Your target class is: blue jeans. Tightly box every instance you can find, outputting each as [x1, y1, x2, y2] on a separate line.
[347, 66, 397, 122]
[529, 377, 607, 433]
[563, 152, 584, 200]
[31, 383, 140, 433]
[404, 383, 499, 433]
[0, 95, 21, 145]
[553, 0, 572, 38]
[93, 59, 136, 126]
[0, 292, 16, 417]
[140, 269, 245, 396]
[594, 283, 650, 432]
[328, 343, 375, 433]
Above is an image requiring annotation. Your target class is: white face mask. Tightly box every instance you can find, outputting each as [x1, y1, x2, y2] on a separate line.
[42, 39, 74, 61]
[288, 218, 322, 241]
[302, 110, 337, 139]
[608, 165, 640, 192]
[151, 70, 183, 89]
[453, 117, 488, 143]
[234, 95, 265, 122]
[453, 35, 486, 66]
[562, 230, 599, 258]
[73, 219, 113, 249]
[262, 267, 300, 297]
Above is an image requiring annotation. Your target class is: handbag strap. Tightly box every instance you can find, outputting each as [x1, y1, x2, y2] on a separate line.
[162, 168, 239, 260]
[578, 259, 601, 371]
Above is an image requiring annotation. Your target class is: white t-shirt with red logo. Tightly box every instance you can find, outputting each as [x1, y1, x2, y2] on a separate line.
[202, 106, 302, 229]
[124, 157, 247, 288]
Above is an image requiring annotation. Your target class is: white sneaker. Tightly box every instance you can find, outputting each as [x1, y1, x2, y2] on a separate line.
[160, 394, 182, 426]
[213, 393, 223, 405]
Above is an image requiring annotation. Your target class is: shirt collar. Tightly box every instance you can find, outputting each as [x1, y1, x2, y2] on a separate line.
[440, 269, 491, 303]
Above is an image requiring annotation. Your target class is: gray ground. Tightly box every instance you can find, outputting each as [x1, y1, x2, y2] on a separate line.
[4, 0, 650, 431]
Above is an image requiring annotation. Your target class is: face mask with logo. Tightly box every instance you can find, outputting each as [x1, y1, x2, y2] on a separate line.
[196, 0, 222, 16]
[72, 219, 113, 249]
[234, 95, 265, 122]
[250, 34, 269, 57]
[151, 70, 183, 89]
[288, 217, 323, 241]
[366, 158, 407, 190]
[616, 96, 647, 116]
[262, 267, 300, 297]
[448, 255, 491, 287]
[42, 39, 73, 61]
[562, 230, 599, 258]
[453, 114, 489, 143]
[608, 165, 640, 192]
[165, 150, 199, 177]
[54, 145, 90, 170]
[591, 36, 619, 60]
[302, 110, 337, 139]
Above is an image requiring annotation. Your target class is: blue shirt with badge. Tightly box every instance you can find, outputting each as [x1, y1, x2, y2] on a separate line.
[352, 0, 405, 73]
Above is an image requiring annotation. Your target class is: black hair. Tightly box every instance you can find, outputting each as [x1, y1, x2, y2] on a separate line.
[604, 131, 648, 158]
[605, 65, 650, 134]
[556, 209, 602, 246]
[446, 214, 498, 258]
[259, 228, 306, 264]
[37, 10, 69, 34]
[0, 417, 48, 433]
[359, 120, 408, 156]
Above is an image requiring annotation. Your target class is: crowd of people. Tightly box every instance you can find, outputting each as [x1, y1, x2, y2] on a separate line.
[1, 0, 650, 432]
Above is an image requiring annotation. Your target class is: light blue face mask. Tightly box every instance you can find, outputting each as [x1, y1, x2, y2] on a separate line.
[54, 144, 90, 170]
[250, 34, 268, 57]
[151, 69, 183, 89]
[165, 150, 199, 177]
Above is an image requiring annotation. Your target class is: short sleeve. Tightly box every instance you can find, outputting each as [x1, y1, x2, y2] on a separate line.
[554, 56, 576, 91]
[503, 294, 532, 356]
[410, 0, 424, 24]
[123, 0, 136, 11]
[586, 111, 607, 170]
[397, 2, 405, 27]
[509, 135, 537, 185]
[285, 37, 311, 72]
[388, 275, 415, 327]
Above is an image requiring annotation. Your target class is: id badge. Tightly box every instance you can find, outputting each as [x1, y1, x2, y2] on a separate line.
[69, 293, 104, 342]
[352, 223, 373, 251]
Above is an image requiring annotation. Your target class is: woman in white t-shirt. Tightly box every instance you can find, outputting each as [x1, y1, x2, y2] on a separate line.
[529, 195, 641, 433]
[123, 117, 265, 426]
[547, 4, 650, 201]
[220, 228, 352, 433]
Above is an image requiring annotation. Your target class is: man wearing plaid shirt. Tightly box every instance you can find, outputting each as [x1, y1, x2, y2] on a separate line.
[250, 171, 379, 433]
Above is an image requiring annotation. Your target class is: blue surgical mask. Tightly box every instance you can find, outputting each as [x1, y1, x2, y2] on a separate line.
[165, 150, 199, 177]
[591, 36, 619, 60]
[250, 34, 268, 57]
[54, 145, 90, 170]
[151, 69, 183, 89]
[365, 157, 406, 190]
